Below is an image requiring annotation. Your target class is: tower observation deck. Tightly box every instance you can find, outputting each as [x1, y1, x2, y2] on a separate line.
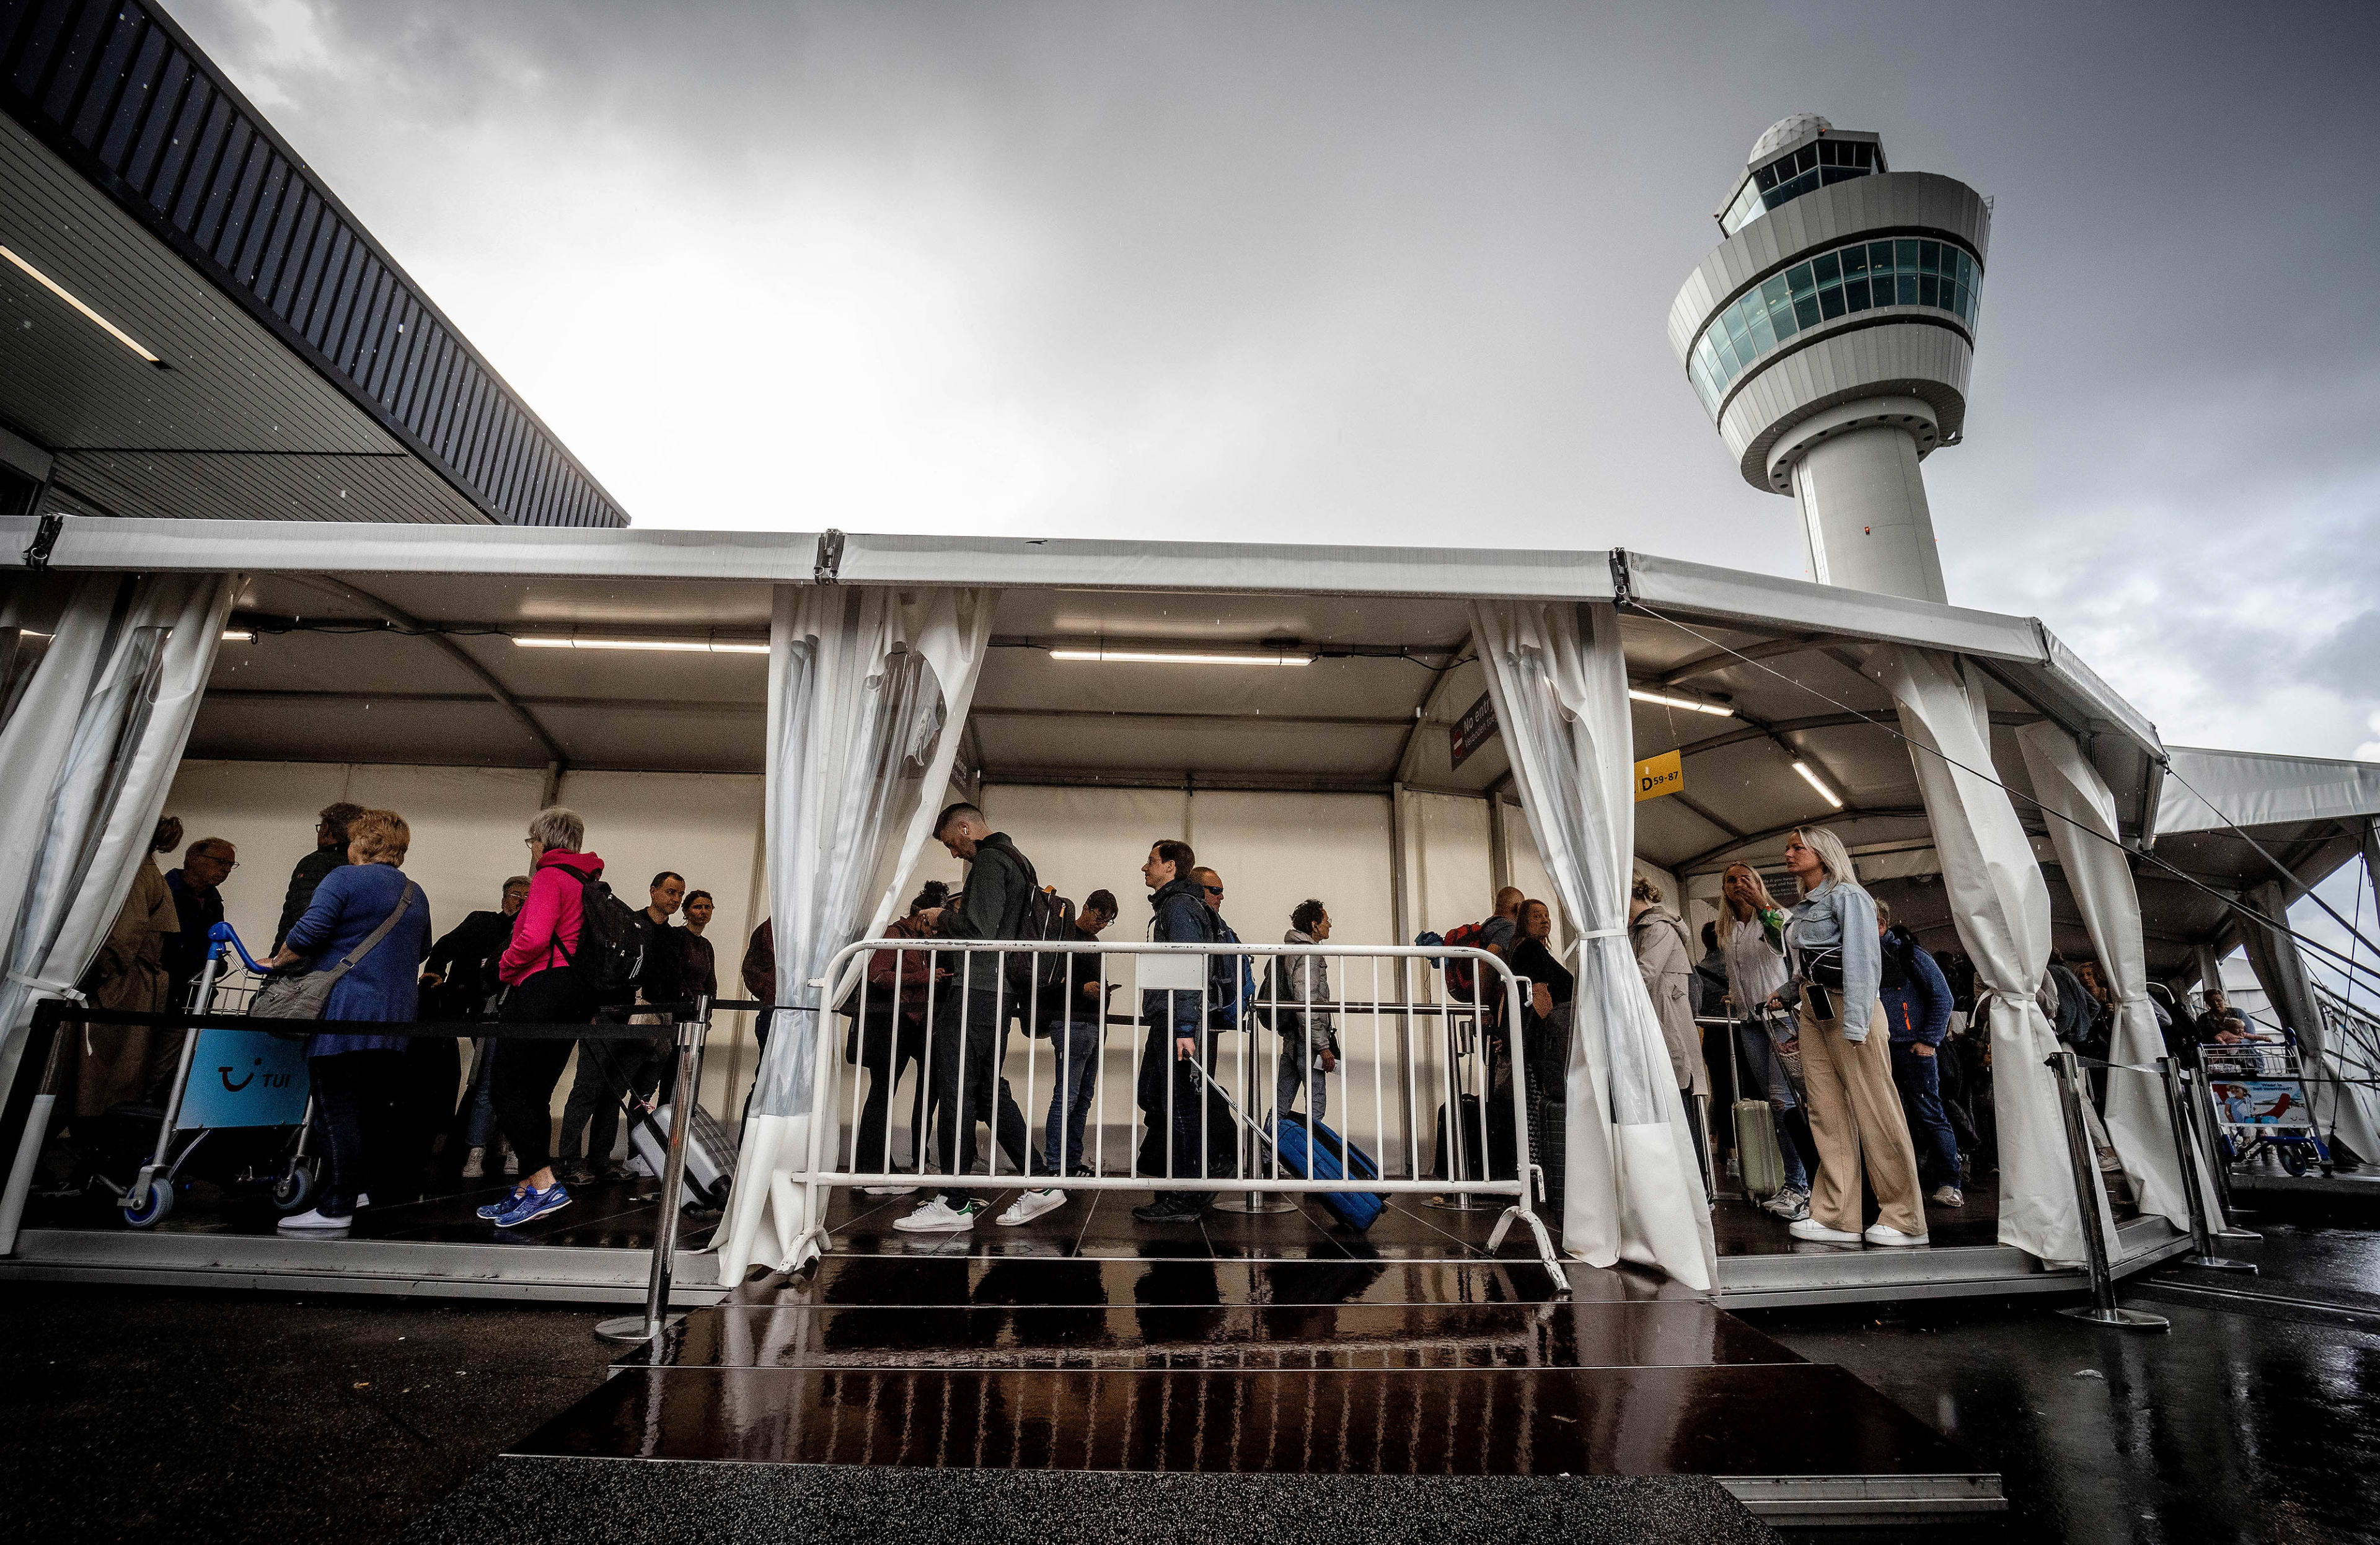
[1668, 115, 1989, 602]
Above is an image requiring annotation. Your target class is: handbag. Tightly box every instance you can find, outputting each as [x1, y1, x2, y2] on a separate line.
[251, 880, 420, 1037]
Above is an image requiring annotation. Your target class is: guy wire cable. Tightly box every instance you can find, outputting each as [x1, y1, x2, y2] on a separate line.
[1620, 596, 2380, 994]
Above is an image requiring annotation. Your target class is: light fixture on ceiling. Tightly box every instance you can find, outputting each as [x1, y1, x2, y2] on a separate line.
[1048, 646, 1312, 666]
[1629, 687, 1736, 717]
[220, 630, 256, 643]
[1, 245, 164, 366]
[513, 635, 768, 654]
[1792, 760, 1844, 809]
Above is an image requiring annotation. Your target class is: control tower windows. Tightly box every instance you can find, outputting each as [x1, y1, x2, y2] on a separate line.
[1689, 238, 1981, 414]
[1718, 138, 1884, 235]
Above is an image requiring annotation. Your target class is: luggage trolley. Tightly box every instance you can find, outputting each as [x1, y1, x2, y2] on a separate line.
[111, 923, 318, 1227]
[2203, 1036, 2333, 1179]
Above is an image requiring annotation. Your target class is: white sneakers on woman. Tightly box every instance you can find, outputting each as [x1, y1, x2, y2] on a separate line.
[1784, 1217, 1929, 1246]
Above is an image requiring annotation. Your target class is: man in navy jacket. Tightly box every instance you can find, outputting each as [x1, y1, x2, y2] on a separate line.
[1877, 902, 1963, 1208]
[1135, 840, 1223, 1223]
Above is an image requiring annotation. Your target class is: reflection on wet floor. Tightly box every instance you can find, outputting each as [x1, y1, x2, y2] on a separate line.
[526, 1253, 1977, 1492]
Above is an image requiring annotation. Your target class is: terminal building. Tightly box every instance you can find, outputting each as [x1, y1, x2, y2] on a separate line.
[3, 8, 2379, 1525]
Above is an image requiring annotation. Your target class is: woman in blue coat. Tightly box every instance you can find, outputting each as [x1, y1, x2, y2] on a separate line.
[265, 808, 432, 1231]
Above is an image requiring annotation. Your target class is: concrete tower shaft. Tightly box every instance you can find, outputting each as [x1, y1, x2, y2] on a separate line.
[1670, 118, 1989, 604]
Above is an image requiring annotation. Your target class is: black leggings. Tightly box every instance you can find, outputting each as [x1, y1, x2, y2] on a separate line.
[490, 970, 597, 1176]
[309, 1049, 402, 1213]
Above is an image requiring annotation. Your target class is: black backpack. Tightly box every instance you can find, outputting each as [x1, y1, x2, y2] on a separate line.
[1007, 886, 1079, 1013]
[554, 871, 647, 1001]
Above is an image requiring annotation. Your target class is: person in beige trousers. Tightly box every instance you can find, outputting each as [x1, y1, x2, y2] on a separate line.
[1768, 828, 1928, 1246]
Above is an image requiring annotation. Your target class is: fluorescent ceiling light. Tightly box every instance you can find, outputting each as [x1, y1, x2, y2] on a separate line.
[1, 245, 162, 365]
[1049, 647, 1311, 666]
[513, 636, 767, 654]
[220, 630, 255, 643]
[1629, 687, 1735, 717]
[1792, 760, 1844, 809]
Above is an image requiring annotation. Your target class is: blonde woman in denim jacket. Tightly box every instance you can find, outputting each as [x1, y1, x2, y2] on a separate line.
[1773, 828, 1928, 1248]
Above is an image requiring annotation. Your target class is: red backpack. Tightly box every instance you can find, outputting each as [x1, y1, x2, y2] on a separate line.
[1439, 921, 1492, 1001]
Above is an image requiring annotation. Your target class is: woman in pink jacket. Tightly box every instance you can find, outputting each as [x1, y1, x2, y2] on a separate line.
[478, 806, 606, 1230]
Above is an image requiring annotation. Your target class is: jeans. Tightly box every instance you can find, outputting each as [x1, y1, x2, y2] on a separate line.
[1733, 1019, 1812, 1192]
[309, 1049, 401, 1214]
[1890, 1041, 1961, 1186]
[1039, 1018, 1103, 1177]
[558, 1031, 666, 1168]
[490, 969, 598, 1176]
[1275, 1051, 1328, 1124]
[926, 988, 1033, 1207]
[462, 1039, 499, 1148]
[851, 1015, 926, 1175]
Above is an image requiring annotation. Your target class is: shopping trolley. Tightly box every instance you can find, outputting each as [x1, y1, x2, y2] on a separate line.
[107, 922, 319, 1226]
[2203, 1034, 2332, 1179]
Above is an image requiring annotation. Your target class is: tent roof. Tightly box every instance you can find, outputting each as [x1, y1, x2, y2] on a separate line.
[16, 512, 2361, 975]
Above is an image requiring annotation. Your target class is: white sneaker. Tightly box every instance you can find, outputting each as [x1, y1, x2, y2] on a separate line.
[1761, 1187, 1811, 1221]
[501, 1145, 519, 1176]
[461, 1147, 486, 1179]
[355, 1192, 369, 1208]
[862, 1185, 918, 1197]
[1787, 1218, 1863, 1244]
[1931, 1185, 1965, 1208]
[892, 1197, 982, 1233]
[1864, 1223, 1930, 1247]
[997, 1189, 1069, 1226]
[278, 1207, 354, 1231]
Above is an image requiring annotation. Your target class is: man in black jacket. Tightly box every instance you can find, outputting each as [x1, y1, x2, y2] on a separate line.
[896, 804, 1039, 1233]
[273, 802, 363, 953]
[1135, 840, 1225, 1224]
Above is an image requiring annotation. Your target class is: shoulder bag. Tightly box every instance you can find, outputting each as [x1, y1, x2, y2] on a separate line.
[252, 880, 420, 1037]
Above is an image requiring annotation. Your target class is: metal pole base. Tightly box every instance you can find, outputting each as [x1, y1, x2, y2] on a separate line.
[2060, 1305, 2170, 1331]
[2182, 1254, 2258, 1273]
[595, 1311, 684, 1344]
[1424, 1193, 1497, 1212]
[1228, 1191, 1300, 1213]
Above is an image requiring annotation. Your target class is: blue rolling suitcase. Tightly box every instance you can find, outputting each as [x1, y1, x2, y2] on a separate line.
[1196, 1064, 1386, 1231]
[1270, 1111, 1388, 1231]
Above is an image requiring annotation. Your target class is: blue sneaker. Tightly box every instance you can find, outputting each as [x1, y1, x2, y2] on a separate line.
[494, 1182, 571, 1229]
[476, 1184, 529, 1220]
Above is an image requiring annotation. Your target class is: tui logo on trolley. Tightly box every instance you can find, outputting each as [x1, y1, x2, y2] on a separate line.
[1634, 749, 1684, 803]
[176, 1031, 311, 1131]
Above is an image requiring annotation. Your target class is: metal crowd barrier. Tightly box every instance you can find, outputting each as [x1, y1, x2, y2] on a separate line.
[784, 939, 1566, 1289]
[7, 946, 727, 1347]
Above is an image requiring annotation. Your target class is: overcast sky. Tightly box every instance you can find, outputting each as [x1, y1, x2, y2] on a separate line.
[174, 1, 2380, 780]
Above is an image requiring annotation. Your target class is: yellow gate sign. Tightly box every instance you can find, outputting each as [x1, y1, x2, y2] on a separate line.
[1634, 749, 1684, 803]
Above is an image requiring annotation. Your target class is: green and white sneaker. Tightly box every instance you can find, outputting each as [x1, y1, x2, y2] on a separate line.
[892, 1197, 984, 1232]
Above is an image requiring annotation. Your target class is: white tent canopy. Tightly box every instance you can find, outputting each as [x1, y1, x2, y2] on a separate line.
[8, 512, 2364, 1281]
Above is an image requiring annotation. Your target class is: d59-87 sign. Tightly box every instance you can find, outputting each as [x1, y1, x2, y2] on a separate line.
[1634, 749, 1684, 803]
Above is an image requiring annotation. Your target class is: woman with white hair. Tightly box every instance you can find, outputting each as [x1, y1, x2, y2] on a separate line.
[1770, 827, 1927, 1248]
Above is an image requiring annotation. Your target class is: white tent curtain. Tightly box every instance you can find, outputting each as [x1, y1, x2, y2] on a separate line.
[716, 584, 994, 1283]
[1872, 645, 2096, 1263]
[2241, 879, 2380, 1164]
[1471, 599, 1716, 1291]
[2012, 721, 2197, 1230]
[0, 572, 239, 1253]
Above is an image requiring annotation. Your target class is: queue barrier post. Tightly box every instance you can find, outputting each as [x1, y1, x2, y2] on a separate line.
[2050, 1048, 2168, 1332]
[2157, 1055, 2255, 1274]
[597, 995, 710, 1346]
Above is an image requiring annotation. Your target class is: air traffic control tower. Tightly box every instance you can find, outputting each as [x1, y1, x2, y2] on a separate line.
[1669, 114, 1989, 603]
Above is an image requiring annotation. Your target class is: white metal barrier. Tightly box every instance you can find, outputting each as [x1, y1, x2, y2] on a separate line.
[788, 940, 1566, 1288]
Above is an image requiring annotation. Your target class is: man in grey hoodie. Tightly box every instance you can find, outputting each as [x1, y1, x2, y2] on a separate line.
[895, 804, 1039, 1233]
